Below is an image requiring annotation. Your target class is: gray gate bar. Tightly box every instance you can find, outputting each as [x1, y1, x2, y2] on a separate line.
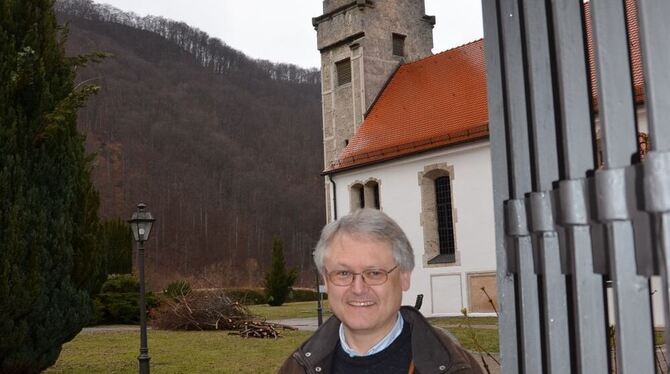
[637, 0, 670, 362]
[520, 0, 570, 372]
[483, 0, 668, 371]
[589, 1, 654, 372]
[498, 0, 542, 371]
[637, 0, 670, 151]
[549, 0, 608, 372]
[481, 0, 519, 372]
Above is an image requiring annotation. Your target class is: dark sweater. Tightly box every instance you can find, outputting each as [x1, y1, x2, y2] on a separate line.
[332, 322, 412, 374]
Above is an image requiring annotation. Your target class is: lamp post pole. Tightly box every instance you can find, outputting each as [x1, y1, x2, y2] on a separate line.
[315, 267, 323, 327]
[137, 237, 150, 374]
[128, 203, 155, 374]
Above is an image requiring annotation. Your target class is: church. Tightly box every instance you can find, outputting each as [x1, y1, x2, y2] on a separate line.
[312, 0, 495, 316]
[312, 0, 658, 319]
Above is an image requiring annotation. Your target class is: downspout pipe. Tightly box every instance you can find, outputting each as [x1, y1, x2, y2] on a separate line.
[327, 174, 338, 220]
[315, 174, 337, 327]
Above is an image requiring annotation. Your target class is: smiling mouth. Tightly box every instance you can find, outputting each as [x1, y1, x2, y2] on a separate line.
[347, 301, 375, 307]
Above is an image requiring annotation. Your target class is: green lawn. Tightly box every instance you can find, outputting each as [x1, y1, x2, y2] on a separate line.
[45, 329, 312, 374]
[46, 302, 503, 373]
[248, 300, 332, 320]
[429, 316, 499, 327]
[46, 325, 499, 373]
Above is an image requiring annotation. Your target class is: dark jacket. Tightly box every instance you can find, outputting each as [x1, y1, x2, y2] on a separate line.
[278, 306, 483, 374]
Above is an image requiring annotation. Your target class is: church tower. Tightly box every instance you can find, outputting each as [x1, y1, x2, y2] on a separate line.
[313, 0, 435, 169]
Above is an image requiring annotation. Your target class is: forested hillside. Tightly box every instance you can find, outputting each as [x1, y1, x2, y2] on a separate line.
[55, 0, 325, 289]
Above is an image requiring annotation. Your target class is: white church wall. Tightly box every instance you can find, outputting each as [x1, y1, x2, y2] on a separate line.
[329, 140, 496, 317]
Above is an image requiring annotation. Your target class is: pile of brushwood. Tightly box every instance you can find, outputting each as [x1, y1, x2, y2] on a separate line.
[151, 288, 294, 338]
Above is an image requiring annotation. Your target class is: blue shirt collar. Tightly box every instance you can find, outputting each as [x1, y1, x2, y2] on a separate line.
[338, 312, 404, 357]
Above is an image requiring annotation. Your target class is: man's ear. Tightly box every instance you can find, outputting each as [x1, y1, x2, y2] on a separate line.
[401, 271, 411, 291]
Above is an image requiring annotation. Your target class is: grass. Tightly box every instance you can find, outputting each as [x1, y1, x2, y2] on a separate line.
[46, 325, 500, 373]
[46, 303, 503, 373]
[45, 329, 312, 374]
[448, 327, 500, 354]
[248, 300, 332, 320]
[429, 316, 499, 327]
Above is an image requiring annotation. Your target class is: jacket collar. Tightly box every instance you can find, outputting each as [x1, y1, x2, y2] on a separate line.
[295, 306, 457, 373]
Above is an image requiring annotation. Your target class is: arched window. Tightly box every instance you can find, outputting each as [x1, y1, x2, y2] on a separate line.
[419, 164, 459, 266]
[435, 176, 455, 261]
[350, 183, 365, 211]
[349, 179, 381, 211]
[365, 180, 381, 209]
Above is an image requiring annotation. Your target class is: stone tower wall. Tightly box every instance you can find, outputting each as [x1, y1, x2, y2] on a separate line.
[315, 0, 434, 170]
[314, 0, 434, 220]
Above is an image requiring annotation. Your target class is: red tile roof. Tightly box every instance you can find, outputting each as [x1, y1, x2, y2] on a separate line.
[327, 0, 644, 173]
[329, 39, 489, 172]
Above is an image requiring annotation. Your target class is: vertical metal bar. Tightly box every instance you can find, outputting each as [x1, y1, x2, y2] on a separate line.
[532, 229, 571, 373]
[636, 0, 670, 151]
[499, 0, 542, 371]
[499, 0, 532, 196]
[589, 1, 654, 372]
[589, 1, 637, 169]
[520, 0, 570, 371]
[482, 1, 520, 372]
[520, 0, 559, 192]
[549, 0, 608, 372]
[515, 235, 542, 373]
[637, 0, 670, 361]
[660, 213, 670, 367]
[550, 0, 596, 179]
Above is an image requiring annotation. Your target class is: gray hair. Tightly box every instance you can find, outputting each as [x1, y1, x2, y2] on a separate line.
[313, 209, 415, 274]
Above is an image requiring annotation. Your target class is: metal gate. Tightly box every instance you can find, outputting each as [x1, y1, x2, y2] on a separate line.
[481, 0, 670, 372]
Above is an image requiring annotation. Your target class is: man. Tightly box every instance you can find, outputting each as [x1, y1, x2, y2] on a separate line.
[279, 209, 483, 373]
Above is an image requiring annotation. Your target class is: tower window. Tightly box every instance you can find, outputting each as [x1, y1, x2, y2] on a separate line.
[392, 33, 406, 56]
[336, 58, 351, 86]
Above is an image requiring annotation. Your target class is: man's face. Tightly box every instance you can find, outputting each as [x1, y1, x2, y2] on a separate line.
[323, 233, 411, 341]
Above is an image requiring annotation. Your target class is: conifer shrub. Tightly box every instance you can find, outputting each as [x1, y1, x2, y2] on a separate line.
[288, 288, 327, 302]
[101, 219, 133, 275]
[222, 288, 324, 305]
[0, 0, 107, 370]
[223, 288, 267, 305]
[92, 275, 159, 325]
[263, 238, 297, 306]
[100, 274, 139, 293]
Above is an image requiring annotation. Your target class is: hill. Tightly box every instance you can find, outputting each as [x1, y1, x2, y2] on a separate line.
[56, 0, 325, 288]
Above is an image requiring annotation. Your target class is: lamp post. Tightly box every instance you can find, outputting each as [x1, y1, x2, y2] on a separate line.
[313, 251, 323, 327]
[315, 267, 323, 326]
[128, 203, 155, 374]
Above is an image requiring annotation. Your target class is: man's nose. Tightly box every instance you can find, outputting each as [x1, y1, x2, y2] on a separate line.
[350, 274, 368, 293]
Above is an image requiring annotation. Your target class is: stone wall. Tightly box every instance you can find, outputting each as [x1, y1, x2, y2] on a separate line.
[315, 0, 435, 169]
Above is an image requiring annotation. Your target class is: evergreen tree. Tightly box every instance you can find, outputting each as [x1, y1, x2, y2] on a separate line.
[101, 219, 133, 275]
[264, 238, 297, 306]
[0, 0, 105, 371]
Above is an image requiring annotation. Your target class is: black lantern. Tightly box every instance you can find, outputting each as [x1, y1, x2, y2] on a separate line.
[128, 203, 155, 242]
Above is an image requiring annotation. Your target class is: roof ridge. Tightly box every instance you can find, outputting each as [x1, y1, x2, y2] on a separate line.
[406, 38, 485, 66]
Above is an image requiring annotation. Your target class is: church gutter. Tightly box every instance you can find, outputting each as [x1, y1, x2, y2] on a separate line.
[321, 127, 490, 175]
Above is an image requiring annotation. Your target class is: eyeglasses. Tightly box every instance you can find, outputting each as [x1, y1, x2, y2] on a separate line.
[326, 265, 399, 286]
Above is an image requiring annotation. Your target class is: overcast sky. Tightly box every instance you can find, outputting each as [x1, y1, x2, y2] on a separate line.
[92, 0, 483, 69]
